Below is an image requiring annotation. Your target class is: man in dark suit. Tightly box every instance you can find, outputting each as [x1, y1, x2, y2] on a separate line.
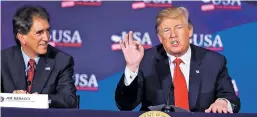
[1, 5, 77, 108]
[115, 7, 240, 113]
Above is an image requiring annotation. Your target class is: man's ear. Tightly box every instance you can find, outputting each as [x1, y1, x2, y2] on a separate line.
[17, 33, 26, 45]
[157, 34, 163, 44]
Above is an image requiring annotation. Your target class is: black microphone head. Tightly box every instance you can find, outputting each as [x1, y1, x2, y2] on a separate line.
[161, 104, 175, 112]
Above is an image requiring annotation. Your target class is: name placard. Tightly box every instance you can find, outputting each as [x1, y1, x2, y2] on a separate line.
[0, 93, 49, 109]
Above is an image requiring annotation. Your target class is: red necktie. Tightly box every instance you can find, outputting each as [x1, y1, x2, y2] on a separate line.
[27, 59, 35, 93]
[173, 58, 189, 110]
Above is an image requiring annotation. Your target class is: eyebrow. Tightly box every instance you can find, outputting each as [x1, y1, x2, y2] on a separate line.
[35, 27, 51, 34]
[163, 27, 170, 29]
[174, 24, 182, 27]
[162, 24, 182, 28]
[36, 30, 44, 34]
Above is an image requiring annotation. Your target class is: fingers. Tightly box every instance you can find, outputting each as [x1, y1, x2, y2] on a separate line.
[205, 103, 232, 114]
[134, 40, 144, 53]
[205, 105, 219, 113]
[12, 90, 28, 94]
[122, 31, 134, 49]
[133, 40, 140, 49]
[121, 31, 138, 50]
[223, 108, 228, 113]
[217, 107, 223, 113]
[120, 40, 125, 52]
[120, 32, 129, 51]
[134, 40, 140, 45]
[128, 31, 133, 45]
[124, 32, 129, 48]
[228, 109, 233, 113]
[12, 90, 39, 94]
[205, 104, 212, 113]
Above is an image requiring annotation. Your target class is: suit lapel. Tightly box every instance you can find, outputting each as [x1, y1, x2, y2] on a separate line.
[155, 45, 174, 105]
[189, 45, 203, 110]
[11, 47, 27, 90]
[31, 47, 55, 93]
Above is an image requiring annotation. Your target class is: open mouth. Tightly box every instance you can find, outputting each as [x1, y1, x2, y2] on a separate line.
[171, 40, 179, 47]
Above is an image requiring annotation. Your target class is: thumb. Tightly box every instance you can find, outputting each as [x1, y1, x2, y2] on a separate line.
[134, 41, 144, 52]
[205, 105, 212, 113]
[139, 45, 144, 54]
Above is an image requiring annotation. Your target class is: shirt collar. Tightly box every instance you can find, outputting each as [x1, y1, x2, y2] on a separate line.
[21, 47, 40, 66]
[166, 46, 191, 66]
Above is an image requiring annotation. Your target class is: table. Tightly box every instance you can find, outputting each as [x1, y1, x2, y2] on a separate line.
[1, 107, 257, 117]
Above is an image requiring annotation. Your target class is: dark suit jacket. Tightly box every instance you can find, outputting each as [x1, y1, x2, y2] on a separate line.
[115, 44, 240, 112]
[1, 45, 77, 108]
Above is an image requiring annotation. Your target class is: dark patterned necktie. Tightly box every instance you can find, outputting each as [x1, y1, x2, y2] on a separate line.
[27, 59, 35, 93]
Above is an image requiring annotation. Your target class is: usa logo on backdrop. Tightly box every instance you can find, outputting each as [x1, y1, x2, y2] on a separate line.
[61, 0, 102, 8]
[201, 0, 242, 11]
[190, 33, 223, 51]
[74, 73, 99, 91]
[111, 31, 152, 51]
[48, 29, 83, 47]
[132, 0, 172, 10]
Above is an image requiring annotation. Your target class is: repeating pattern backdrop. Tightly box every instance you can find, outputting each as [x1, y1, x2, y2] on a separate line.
[1, 1, 257, 113]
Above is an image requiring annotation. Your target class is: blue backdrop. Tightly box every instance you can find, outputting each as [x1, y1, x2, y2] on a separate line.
[1, 1, 257, 113]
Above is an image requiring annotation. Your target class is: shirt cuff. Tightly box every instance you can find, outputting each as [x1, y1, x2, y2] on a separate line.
[124, 66, 139, 86]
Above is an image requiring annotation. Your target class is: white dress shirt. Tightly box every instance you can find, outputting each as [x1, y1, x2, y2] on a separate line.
[124, 47, 191, 87]
[123, 47, 232, 112]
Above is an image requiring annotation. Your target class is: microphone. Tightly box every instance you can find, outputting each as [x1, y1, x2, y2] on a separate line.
[161, 85, 175, 112]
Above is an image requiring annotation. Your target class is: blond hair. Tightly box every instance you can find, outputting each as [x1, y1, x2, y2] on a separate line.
[155, 7, 191, 34]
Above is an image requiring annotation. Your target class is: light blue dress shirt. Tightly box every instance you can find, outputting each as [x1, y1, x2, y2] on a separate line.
[21, 48, 40, 76]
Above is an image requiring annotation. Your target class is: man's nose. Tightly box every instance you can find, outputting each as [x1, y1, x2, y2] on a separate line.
[42, 31, 50, 41]
[169, 29, 178, 38]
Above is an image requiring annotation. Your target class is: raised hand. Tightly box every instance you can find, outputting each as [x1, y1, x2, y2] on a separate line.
[120, 31, 144, 72]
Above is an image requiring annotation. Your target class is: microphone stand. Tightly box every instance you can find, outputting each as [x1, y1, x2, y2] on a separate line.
[161, 85, 175, 112]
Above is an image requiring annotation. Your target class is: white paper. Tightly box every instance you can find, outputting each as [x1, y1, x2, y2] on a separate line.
[148, 104, 165, 110]
[0, 93, 49, 109]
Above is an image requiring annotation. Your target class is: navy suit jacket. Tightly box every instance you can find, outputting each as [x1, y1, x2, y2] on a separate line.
[1, 45, 77, 108]
[115, 44, 240, 112]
